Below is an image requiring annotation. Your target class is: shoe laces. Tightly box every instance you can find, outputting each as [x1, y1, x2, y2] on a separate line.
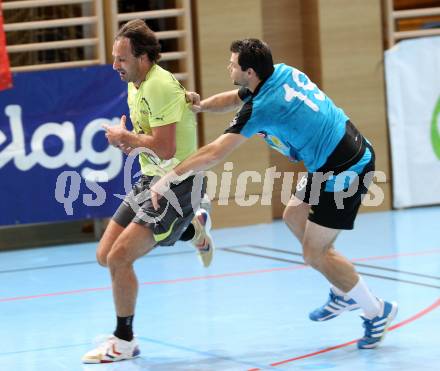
[360, 316, 376, 336]
[328, 291, 338, 304]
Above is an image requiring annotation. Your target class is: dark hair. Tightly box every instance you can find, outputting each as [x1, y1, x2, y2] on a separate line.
[116, 19, 161, 62]
[230, 39, 274, 80]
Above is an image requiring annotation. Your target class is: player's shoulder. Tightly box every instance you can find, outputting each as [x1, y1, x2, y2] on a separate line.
[143, 65, 177, 91]
[258, 64, 292, 93]
[273, 63, 293, 74]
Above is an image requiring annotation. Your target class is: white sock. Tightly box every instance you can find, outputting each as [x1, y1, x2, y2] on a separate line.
[330, 286, 347, 297]
[347, 276, 381, 319]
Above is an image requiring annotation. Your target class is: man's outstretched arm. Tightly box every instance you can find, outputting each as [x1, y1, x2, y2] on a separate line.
[150, 133, 247, 209]
[186, 89, 242, 113]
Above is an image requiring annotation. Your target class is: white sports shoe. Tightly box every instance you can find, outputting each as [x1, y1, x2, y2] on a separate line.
[191, 209, 215, 268]
[82, 335, 140, 363]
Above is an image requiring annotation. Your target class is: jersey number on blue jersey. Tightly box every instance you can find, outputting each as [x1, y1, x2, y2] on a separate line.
[283, 69, 325, 112]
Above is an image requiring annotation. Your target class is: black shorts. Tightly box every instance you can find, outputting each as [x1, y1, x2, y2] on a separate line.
[294, 122, 375, 230]
[112, 174, 205, 246]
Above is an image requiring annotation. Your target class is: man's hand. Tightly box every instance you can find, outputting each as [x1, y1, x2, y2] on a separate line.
[150, 172, 179, 210]
[118, 143, 133, 155]
[185, 91, 202, 113]
[102, 115, 130, 149]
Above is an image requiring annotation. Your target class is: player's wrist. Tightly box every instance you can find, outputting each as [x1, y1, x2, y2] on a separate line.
[121, 130, 136, 147]
[199, 101, 209, 113]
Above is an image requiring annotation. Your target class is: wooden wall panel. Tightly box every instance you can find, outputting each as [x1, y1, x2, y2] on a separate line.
[301, 0, 322, 83]
[262, 0, 304, 68]
[194, 0, 392, 226]
[196, 1, 264, 98]
[195, 0, 273, 227]
[316, 0, 392, 211]
[211, 201, 272, 228]
[262, 0, 306, 218]
[394, 0, 439, 10]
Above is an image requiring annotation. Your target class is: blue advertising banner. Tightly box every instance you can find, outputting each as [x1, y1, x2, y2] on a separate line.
[0, 65, 138, 225]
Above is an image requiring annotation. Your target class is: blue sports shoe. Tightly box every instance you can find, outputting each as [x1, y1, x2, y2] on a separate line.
[357, 300, 398, 349]
[309, 289, 360, 321]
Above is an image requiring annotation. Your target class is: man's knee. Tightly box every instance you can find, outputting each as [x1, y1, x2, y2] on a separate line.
[283, 205, 302, 229]
[96, 239, 112, 267]
[96, 248, 108, 267]
[282, 206, 292, 225]
[283, 205, 307, 241]
[106, 242, 133, 270]
[302, 242, 330, 270]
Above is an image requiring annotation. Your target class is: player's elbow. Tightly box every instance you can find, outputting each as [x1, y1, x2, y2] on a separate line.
[160, 145, 176, 160]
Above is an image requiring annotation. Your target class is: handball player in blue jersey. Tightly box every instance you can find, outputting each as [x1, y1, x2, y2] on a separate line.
[152, 38, 397, 348]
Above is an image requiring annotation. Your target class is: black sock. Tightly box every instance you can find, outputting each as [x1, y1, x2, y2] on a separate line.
[179, 223, 195, 241]
[114, 315, 134, 341]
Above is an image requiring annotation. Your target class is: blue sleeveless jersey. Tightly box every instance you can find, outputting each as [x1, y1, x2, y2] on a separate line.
[225, 63, 351, 172]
